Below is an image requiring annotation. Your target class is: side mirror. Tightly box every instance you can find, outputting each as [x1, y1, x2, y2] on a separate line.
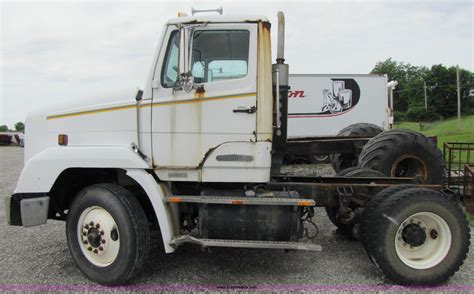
[178, 26, 194, 93]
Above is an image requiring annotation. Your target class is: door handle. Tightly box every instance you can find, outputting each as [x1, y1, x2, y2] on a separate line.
[233, 106, 256, 114]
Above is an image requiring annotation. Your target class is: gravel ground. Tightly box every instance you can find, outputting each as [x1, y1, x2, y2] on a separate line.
[0, 146, 473, 291]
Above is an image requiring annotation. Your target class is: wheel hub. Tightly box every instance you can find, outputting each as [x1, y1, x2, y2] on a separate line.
[402, 223, 426, 247]
[391, 155, 428, 179]
[86, 227, 102, 248]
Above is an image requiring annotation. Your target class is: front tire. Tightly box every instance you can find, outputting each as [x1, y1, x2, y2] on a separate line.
[366, 188, 470, 285]
[66, 184, 150, 285]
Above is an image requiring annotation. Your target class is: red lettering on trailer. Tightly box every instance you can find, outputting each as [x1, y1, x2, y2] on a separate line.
[288, 90, 305, 98]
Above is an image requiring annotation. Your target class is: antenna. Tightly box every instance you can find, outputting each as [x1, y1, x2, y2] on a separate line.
[191, 6, 223, 16]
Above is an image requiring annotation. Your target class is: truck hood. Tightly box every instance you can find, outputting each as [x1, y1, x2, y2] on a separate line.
[24, 88, 141, 162]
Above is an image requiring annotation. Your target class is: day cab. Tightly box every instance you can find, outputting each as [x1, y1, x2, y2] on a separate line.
[6, 10, 470, 286]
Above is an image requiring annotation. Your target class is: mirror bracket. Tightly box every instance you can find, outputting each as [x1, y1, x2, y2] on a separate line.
[174, 22, 208, 93]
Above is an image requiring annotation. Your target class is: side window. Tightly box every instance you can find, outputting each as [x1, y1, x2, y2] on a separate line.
[161, 31, 180, 88]
[191, 30, 249, 84]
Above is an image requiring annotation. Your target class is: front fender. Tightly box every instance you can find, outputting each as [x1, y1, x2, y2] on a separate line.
[125, 169, 178, 253]
[15, 146, 150, 193]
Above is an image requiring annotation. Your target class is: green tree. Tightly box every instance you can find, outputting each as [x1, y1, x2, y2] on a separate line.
[371, 58, 428, 115]
[0, 125, 9, 132]
[14, 121, 25, 132]
[371, 59, 474, 121]
[424, 65, 473, 119]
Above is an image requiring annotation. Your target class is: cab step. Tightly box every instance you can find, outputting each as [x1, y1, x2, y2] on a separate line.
[170, 235, 322, 251]
[165, 195, 315, 206]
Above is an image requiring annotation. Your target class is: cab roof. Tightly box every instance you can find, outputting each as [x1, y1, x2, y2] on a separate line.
[166, 14, 269, 25]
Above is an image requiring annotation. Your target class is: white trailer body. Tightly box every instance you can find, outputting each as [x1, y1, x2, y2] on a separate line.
[287, 74, 390, 137]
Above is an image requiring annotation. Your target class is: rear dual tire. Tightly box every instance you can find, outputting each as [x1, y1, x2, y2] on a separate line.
[364, 188, 470, 284]
[359, 184, 416, 253]
[326, 167, 385, 238]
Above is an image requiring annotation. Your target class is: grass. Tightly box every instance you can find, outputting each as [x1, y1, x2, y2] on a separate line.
[468, 213, 474, 226]
[394, 115, 474, 150]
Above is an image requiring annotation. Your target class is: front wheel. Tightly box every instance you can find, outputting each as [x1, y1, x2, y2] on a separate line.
[366, 188, 470, 285]
[66, 184, 150, 285]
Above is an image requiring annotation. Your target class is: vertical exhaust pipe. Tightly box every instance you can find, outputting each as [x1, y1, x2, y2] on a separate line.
[273, 11, 289, 87]
[276, 11, 285, 64]
[271, 11, 290, 175]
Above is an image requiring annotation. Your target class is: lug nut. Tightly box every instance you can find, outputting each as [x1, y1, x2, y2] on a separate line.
[83, 240, 88, 244]
[96, 223, 100, 229]
[101, 239, 106, 244]
[93, 249, 98, 254]
[82, 232, 87, 236]
[84, 224, 89, 229]
[100, 231, 105, 236]
[87, 247, 92, 251]
[99, 246, 103, 251]
[89, 221, 94, 226]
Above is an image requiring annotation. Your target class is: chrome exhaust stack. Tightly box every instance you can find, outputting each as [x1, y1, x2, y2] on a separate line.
[273, 11, 289, 87]
[276, 11, 285, 64]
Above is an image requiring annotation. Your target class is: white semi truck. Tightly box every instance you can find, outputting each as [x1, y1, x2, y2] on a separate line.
[6, 10, 469, 285]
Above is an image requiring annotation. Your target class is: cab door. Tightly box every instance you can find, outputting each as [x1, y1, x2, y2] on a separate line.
[150, 23, 258, 178]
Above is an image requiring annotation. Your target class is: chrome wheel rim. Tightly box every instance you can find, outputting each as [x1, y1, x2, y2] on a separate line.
[77, 206, 120, 267]
[395, 212, 451, 269]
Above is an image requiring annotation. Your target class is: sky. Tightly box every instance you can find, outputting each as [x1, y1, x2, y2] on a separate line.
[1, 0, 473, 128]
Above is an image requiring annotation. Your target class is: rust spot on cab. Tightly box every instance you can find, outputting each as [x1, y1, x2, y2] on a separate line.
[262, 21, 271, 30]
[256, 22, 273, 142]
[195, 85, 206, 99]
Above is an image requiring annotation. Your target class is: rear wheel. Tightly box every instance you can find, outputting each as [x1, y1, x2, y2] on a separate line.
[326, 167, 385, 238]
[331, 123, 383, 173]
[359, 184, 416, 256]
[66, 184, 150, 285]
[366, 188, 470, 284]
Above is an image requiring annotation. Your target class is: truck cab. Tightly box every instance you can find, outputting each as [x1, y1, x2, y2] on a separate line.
[141, 14, 275, 183]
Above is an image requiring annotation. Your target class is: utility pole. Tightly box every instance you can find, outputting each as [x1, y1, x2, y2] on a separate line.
[424, 81, 427, 111]
[457, 65, 461, 130]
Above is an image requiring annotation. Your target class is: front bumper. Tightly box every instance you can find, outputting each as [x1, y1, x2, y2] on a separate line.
[5, 193, 49, 227]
